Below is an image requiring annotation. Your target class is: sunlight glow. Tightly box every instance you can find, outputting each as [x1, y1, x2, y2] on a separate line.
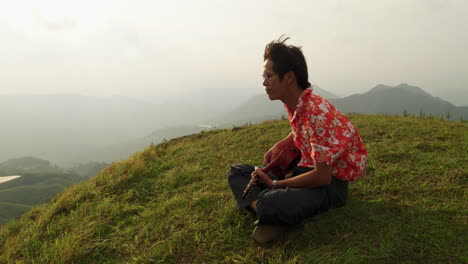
[1, 0, 107, 30]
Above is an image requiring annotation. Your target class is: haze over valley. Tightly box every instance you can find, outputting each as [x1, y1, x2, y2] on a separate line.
[1, 84, 466, 168]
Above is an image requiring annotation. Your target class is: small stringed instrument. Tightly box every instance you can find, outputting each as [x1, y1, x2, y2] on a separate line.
[242, 146, 300, 200]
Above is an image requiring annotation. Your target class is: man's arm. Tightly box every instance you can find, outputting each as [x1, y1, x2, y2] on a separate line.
[253, 162, 333, 188]
[264, 132, 294, 165]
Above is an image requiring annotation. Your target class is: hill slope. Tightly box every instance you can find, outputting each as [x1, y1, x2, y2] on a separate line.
[0, 115, 466, 263]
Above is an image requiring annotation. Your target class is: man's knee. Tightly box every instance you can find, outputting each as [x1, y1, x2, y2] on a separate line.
[228, 164, 241, 175]
[227, 164, 253, 179]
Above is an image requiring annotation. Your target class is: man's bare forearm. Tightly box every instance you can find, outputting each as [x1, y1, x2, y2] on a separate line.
[276, 132, 294, 147]
[276, 162, 333, 188]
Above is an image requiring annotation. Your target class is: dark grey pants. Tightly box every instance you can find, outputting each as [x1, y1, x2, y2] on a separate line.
[227, 164, 348, 226]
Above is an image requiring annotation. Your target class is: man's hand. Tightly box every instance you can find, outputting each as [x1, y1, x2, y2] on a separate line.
[251, 167, 273, 189]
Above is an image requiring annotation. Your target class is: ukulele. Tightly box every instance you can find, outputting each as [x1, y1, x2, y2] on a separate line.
[242, 146, 300, 200]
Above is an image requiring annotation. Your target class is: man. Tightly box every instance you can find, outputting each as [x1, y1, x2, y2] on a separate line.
[227, 36, 368, 243]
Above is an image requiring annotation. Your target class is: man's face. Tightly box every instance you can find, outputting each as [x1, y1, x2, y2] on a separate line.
[263, 59, 288, 101]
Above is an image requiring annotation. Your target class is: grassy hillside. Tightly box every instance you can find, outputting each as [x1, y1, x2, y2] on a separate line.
[0, 115, 466, 263]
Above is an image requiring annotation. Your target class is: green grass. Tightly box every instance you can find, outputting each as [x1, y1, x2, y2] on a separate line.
[0, 115, 466, 263]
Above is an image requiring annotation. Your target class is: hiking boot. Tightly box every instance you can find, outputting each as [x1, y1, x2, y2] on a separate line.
[252, 225, 285, 243]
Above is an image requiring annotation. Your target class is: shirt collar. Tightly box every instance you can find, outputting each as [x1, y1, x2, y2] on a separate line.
[286, 87, 313, 123]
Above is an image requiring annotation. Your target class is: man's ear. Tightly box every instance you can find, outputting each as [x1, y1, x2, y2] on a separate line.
[286, 71, 295, 84]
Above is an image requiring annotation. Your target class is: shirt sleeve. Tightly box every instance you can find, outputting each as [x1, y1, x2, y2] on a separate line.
[307, 99, 352, 165]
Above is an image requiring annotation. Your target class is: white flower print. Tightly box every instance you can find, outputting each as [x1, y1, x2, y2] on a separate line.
[346, 122, 356, 134]
[313, 144, 330, 153]
[317, 113, 327, 121]
[337, 159, 347, 168]
[332, 118, 342, 127]
[332, 149, 344, 162]
[316, 127, 326, 137]
[297, 97, 304, 108]
[301, 125, 308, 137]
[329, 132, 339, 145]
[359, 155, 367, 169]
[310, 115, 316, 124]
[342, 130, 352, 138]
[318, 102, 329, 113]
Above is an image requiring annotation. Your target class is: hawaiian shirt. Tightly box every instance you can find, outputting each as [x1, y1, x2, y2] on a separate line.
[286, 88, 367, 181]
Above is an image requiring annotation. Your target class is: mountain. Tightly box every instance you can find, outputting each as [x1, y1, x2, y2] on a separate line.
[0, 156, 62, 176]
[329, 83, 467, 120]
[313, 84, 340, 99]
[218, 85, 340, 125]
[0, 115, 465, 263]
[213, 83, 468, 126]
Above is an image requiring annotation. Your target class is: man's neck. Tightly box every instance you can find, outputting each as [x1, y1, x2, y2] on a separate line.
[282, 85, 305, 112]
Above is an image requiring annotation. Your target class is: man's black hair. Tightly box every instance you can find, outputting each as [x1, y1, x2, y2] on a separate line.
[264, 35, 311, 89]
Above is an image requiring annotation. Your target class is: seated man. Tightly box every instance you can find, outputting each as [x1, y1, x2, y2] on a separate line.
[228, 36, 368, 243]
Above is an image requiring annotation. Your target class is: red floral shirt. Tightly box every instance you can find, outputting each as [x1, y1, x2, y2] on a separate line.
[286, 88, 367, 181]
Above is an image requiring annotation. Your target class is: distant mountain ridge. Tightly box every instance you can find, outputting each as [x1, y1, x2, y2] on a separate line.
[216, 83, 466, 124]
[313, 85, 340, 99]
[217, 84, 339, 125]
[329, 83, 467, 120]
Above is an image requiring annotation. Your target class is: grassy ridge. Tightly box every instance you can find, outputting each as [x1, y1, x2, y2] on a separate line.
[0, 115, 466, 263]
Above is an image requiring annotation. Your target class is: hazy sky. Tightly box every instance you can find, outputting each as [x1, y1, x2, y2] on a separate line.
[1, 0, 467, 105]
